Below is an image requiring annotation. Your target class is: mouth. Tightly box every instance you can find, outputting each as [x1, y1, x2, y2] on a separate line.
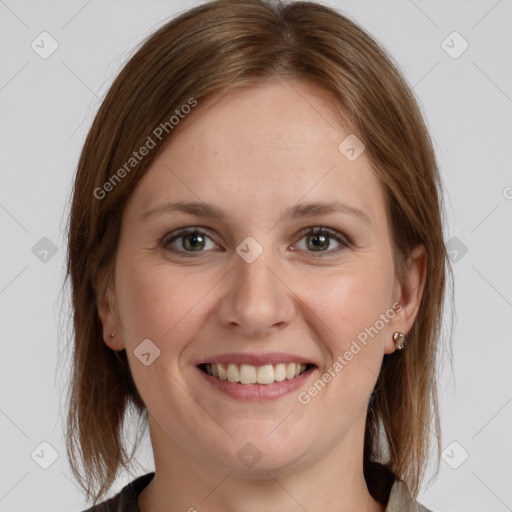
[197, 362, 315, 385]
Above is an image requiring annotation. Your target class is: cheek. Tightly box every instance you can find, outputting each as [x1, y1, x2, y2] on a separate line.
[309, 260, 395, 386]
[292, 268, 393, 426]
[316, 262, 393, 334]
[113, 257, 211, 409]
[114, 256, 204, 347]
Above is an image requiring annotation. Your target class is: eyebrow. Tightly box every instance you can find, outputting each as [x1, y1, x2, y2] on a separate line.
[141, 200, 371, 225]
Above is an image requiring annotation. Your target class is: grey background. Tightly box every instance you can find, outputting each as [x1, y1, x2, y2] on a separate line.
[1, 0, 511, 511]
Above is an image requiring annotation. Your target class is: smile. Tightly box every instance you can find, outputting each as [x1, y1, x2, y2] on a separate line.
[199, 362, 311, 385]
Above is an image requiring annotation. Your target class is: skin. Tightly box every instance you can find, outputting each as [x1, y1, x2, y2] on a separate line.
[97, 79, 426, 512]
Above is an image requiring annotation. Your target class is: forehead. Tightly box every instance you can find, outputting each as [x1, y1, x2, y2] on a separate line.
[125, 80, 388, 231]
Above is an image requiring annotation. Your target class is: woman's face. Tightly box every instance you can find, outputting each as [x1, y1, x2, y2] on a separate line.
[99, 80, 424, 476]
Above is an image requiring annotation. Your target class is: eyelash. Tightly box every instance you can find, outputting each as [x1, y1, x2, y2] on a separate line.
[161, 226, 351, 259]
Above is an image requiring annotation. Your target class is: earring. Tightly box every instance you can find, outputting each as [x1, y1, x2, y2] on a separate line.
[110, 332, 116, 338]
[393, 331, 406, 350]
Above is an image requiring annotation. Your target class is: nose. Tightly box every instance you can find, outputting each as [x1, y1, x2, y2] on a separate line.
[216, 241, 295, 338]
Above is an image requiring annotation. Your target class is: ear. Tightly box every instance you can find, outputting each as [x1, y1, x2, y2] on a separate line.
[384, 244, 427, 354]
[95, 267, 125, 351]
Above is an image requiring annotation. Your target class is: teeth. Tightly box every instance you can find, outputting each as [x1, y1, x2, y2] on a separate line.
[287, 362, 296, 379]
[240, 364, 256, 384]
[218, 364, 227, 381]
[204, 362, 309, 385]
[274, 363, 287, 382]
[227, 363, 239, 382]
[256, 364, 274, 384]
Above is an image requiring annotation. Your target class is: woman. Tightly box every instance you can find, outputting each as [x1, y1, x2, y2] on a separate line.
[64, 1, 452, 510]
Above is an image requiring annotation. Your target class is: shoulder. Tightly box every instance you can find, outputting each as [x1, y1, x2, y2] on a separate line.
[80, 472, 155, 512]
[365, 462, 433, 512]
[385, 480, 433, 512]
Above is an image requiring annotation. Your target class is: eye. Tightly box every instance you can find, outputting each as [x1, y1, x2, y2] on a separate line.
[162, 226, 350, 258]
[162, 227, 220, 257]
[292, 227, 350, 257]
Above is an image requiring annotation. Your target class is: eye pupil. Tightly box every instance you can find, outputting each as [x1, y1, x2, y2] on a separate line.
[165, 226, 346, 258]
[183, 232, 205, 251]
[308, 233, 329, 251]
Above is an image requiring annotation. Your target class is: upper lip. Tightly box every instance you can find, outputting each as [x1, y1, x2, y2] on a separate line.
[194, 352, 317, 367]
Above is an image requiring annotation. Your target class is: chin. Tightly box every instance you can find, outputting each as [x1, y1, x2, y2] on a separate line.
[209, 433, 313, 477]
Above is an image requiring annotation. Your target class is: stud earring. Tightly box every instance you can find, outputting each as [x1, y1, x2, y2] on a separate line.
[110, 332, 116, 338]
[393, 331, 406, 350]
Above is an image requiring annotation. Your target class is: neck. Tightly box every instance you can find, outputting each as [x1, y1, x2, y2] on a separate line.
[138, 415, 385, 512]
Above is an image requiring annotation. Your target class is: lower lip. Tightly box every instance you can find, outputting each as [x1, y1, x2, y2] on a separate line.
[196, 366, 316, 401]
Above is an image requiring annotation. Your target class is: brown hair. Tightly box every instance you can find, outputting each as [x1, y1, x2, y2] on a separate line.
[62, 0, 453, 505]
